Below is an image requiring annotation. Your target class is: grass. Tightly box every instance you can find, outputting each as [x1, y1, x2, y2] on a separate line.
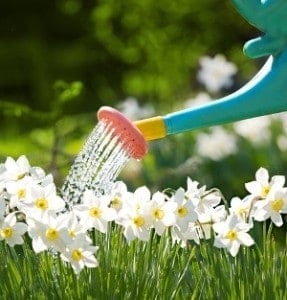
[0, 224, 286, 299]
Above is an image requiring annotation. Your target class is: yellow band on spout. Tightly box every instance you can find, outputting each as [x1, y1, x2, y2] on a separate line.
[134, 116, 167, 141]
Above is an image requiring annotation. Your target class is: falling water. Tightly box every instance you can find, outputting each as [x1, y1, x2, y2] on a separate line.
[61, 121, 130, 206]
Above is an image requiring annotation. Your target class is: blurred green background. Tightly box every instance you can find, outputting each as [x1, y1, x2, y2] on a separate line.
[1, 0, 286, 199]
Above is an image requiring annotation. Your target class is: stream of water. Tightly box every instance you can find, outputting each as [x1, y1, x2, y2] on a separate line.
[61, 121, 130, 206]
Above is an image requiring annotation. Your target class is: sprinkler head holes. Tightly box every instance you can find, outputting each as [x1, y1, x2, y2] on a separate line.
[97, 106, 148, 160]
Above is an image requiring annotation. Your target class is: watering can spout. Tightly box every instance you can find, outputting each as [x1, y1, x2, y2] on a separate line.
[135, 48, 287, 141]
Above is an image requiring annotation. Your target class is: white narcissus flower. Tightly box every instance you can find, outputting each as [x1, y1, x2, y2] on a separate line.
[0, 213, 27, 247]
[0, 155, 50, 185]
[197, 54, 237, 93]
[116, 186, 152, 241]
[253, 189, 287, 227]
[245, 167, 285, 199]
[213, 214, 254, 257]
[186, 178, 221, 216]
[18, 183, 65, 218]
[2, 155, 31, 182]
[171, 222, 201, 246]
[26, 214, 72, 253]
[128, 186, 151, 213]
[195, 191, 222, 215]
[117, 207, 152, 242]
[229, 196, 254, 223]
[60, 236, 99, 275]
[109, 181, 132, 212]
[58, 211, 91, 243]
[148, 191, 177, 236]
[73, 190, 117, 233]
[29, 166, 47, 184]
[197, 205, 227, 240]
[172, 187, 198, 232]
[5, 177, 35, 209]
[185, 178, 209, 209]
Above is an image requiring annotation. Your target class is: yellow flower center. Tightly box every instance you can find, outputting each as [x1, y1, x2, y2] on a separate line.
[69, 230, 76, 239]
[177, 206, 188, 217]
[36, 198, 48, 210]
[0, 227, 13, 239]
[110, 197, 121, 209]
[46, 228, 59, 241]
[89, 207, 102, 218]
[226, 229, 238, 241]
[261, 185, 270, 198]
[152, 208, 164, 220]
[132, 216, 145, 227]
[72, 249, 83, 261]
[238, 207, 247, 219]
[17, 189, 26, 199]
[271, 199, 284, 212]
[17, 173, 26, 180]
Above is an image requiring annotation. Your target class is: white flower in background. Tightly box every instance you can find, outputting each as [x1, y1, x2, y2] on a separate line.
[229, 196, 253, 223]
[0, 213, 27, 247]
[213, 213, 254, 257]
[117, 97, 155, 121]
[183, 92, 211, 108]
[245, 167, 285, 199]
[172, 187, 198, 232]
[195, 127, 237, 161]
[276, 134, 287, 152]
[197, 54, 237, 93]
[233, 116, 271, 145]
[18, 183, 65, 218]
[277, 112, 287, 135]
[5, 177, 35, 209]
[253, 189, 287, 227]
[60, 236, 99, 275]
[73, 190, 117, 233]
[26, 214, 72, 253]
[148, 191, 177, 235]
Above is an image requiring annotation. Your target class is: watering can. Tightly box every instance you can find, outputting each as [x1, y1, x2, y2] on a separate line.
[98, 1, 287, 159]
[134, 0, 287, 140]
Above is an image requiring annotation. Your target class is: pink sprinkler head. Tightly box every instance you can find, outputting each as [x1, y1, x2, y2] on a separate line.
[97, 106, 148, 160]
